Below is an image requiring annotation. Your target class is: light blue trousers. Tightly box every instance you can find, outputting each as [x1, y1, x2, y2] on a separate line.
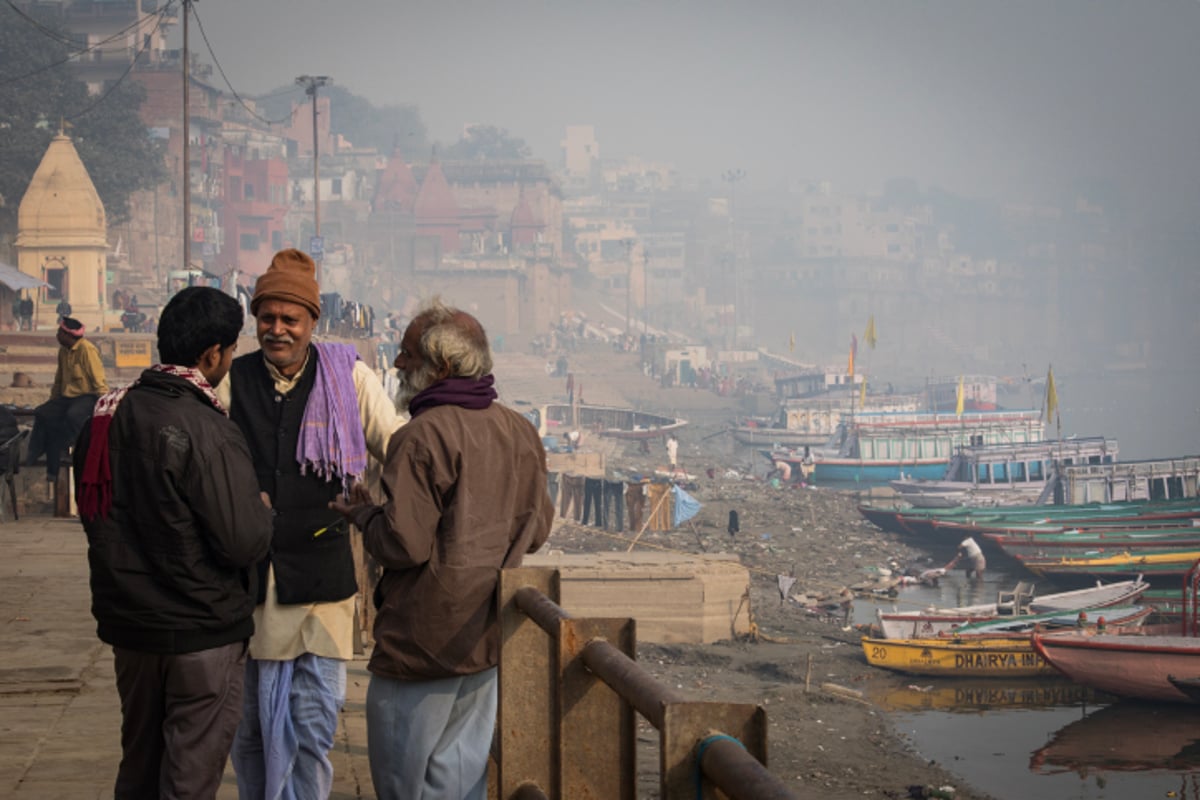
[231, 654, 346, 800]
[366, 668, 498, 800]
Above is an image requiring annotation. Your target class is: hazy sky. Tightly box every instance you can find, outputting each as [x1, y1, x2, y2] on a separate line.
[186, 1, 1200, 208]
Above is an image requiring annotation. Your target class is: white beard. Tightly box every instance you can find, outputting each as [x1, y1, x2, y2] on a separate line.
[394, 365, 437, 414]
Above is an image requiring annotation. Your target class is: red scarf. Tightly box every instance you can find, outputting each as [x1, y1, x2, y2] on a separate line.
[77, 365, 226, 522]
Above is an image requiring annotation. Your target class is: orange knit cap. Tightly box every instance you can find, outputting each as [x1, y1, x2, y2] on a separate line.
[251, 249, 321, 319]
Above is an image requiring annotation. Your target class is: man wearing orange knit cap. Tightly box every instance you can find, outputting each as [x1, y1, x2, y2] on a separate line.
[222, 249, 400, 799]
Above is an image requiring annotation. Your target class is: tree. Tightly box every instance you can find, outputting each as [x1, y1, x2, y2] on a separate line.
[0, 4, 164, 240]
[441, 124, 532, 161]
[257, 83, 429, 157]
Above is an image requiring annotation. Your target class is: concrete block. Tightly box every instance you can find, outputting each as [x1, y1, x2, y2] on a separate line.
[524, 551, 751, 644]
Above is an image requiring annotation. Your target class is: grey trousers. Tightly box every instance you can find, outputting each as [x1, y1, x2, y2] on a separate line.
[112, 640, 247, 800]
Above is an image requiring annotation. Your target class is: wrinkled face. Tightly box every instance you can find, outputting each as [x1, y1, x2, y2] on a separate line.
[393, 321, 438, 412]
[255, 299, 315, 377]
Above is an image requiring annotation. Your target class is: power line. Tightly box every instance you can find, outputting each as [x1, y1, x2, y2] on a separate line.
[0, 0, 177, 88]
[190, 3, 294, 126]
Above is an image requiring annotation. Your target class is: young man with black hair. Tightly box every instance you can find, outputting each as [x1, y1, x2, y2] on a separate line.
[73, 287, 273, 800]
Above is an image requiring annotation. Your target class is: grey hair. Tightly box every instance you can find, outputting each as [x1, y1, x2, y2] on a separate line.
[415, 297, 493, 379]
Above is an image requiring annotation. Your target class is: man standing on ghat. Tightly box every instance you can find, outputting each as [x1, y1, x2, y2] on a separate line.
[74, 287, 273, 799]
[331, 298, 553, 799]
[222, 249, 399, 799]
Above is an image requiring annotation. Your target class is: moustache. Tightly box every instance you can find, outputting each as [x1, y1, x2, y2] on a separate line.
[263, 334, 295, 344]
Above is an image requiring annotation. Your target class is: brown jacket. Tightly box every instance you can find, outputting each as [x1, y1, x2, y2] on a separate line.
[354, 401, 552, 680]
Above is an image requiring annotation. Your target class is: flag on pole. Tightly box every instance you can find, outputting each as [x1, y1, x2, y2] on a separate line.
[847, 333, 857, 376]
[859, 377, 867, 407]
[864, 315, 877, 349]
[955, 375, 965, 417]
[788, 331, 795, 353]
[1045, 367, 1058, 423]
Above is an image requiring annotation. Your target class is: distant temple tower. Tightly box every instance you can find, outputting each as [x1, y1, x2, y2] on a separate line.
[15, 133, 108, 331]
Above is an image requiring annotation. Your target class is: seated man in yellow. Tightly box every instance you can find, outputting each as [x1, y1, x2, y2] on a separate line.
[27, 317, 108, 481]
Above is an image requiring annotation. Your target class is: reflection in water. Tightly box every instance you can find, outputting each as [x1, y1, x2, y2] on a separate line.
[1031, 702, 1200, 775]
[867, 678, 1107, 714]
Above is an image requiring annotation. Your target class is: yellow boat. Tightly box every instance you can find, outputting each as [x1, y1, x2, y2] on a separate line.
[861, 635, 1055, 677]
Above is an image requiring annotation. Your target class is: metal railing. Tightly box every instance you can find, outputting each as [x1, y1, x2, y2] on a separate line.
[496, 567, 799, 799]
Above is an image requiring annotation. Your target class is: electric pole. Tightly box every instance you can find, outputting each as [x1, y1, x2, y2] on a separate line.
[296, 75, 330, 276]
[181, 0, 192, 272]
[620, 238, 636, 335]
[722, 168, 745, 347]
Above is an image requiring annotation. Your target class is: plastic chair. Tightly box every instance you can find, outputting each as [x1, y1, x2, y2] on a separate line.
[997, 580, 1035, 615]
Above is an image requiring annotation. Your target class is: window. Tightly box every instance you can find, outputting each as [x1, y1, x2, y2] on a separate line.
[272, 231, 283, 250]
[240, 233, 260, 251]
[45, 267, 66, 300]
[332, 178, 343, 197]
[244, 183, 255, 200]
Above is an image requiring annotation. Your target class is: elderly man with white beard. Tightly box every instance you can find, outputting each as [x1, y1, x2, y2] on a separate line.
[330, 297, 553, 800]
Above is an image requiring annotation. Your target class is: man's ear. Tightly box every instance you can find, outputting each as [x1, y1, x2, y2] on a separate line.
[197, 343, 222, 372]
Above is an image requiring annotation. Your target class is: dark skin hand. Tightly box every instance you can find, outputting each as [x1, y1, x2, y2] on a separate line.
[329, 482, 374, 521]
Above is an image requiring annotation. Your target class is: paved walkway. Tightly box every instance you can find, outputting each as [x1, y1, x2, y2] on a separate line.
[0, 515, 375, 799]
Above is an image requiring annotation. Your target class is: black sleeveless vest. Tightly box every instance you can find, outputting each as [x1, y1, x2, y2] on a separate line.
[229, 349, 358, 605]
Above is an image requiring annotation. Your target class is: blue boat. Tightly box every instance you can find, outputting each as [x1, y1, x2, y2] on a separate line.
[765, 409, 1045, 485]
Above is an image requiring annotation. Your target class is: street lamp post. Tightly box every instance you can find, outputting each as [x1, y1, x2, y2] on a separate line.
[620, 238, 636, 336]
[642, 249, 649, 335]
[722, 168, 745, 347]
[296, 75, 330, 276]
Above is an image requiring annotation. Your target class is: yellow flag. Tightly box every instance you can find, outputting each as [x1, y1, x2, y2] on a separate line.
[864, 315, 877, 349]
[1045, 367, 1058, 422]
[955, 375, 965, 417]
[859, 377, 867, 407]
[788, 331, 795, 352]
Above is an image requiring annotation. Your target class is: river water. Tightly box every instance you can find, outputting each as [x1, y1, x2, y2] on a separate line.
[853, 563, 1198, 800]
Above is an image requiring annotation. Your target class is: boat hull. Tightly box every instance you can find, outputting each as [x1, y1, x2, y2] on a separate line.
[862, 635, 1055, 677]
[1033, 632, 1200, 703]
[876, 579, 1149, 639]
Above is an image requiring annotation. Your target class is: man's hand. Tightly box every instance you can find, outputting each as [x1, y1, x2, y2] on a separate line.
[329, 482, 374, 520]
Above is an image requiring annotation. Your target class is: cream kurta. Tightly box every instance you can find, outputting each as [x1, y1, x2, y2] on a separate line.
[217, 350, 400, 660]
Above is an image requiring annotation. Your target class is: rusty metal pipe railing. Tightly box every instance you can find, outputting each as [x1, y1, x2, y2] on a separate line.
[511, 579, 800, 799]
[699, 736, 797, 800]
[517, 586, 685, 725]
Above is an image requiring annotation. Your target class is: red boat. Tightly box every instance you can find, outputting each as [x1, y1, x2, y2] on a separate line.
[1032, 558, 1200, 703]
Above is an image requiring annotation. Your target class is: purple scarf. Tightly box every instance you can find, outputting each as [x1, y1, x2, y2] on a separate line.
[297, 343, 368, 491]
[408, 374, 497, 418]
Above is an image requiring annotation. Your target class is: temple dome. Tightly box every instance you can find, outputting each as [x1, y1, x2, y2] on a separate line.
[16, 133, 107, 248]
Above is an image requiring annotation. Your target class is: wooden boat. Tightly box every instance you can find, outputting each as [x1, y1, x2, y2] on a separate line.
[1033, 632, 1200, 702]
[985, 525, 1200, 560]
[930, 605, 1151, 636]
[1030, 703, 1200, 775]
[865, 606, 1152, 677]
[1019, 548, 1200, 579]
[732, 391, 922, 447]
[1055, 454, 1200, 504]
[875, 578, 1149, 639]
[889, 437, 1118, 506]
[1031, 558, 1200, 703]
[862, 496, 1200, 541]
[1166, 675, 1200, 701]
[536, 403, 686, 441]
[926, 374, 1000, 412]
[769, 409, 1045, 485]
[862, 634, 1056, 677]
